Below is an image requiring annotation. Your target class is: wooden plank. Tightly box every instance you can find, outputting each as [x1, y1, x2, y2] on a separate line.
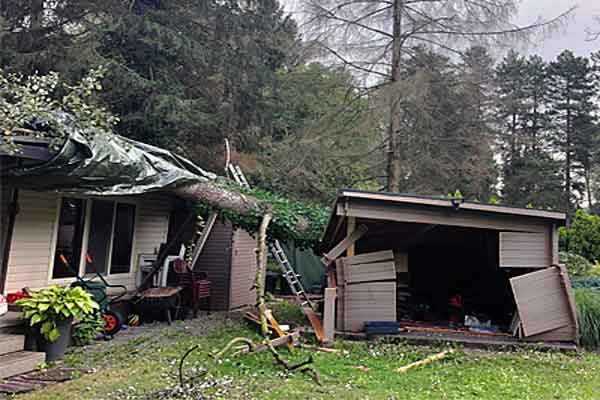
[343, 282, 396, 332]
[338, 190, 566, 221]
[558, 264, 579, 341]
[510, 267, 575, 337]
[394, 252, 408, 273]
[344, 261, 396, 284]
[321, 224, 368, 266]
[346, 217, 356, 257]
[500, 232, 551, 268]
[523, 325, 577, 342]
[323, 288, 337, 344]
[190, 212, 218, 269]
[341, 199, 550, 233]
[341, 250, 394, 266]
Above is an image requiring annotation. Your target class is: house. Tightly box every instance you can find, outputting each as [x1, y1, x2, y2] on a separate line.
[0, 135, 257, 312]
[320, 189, 578, 344]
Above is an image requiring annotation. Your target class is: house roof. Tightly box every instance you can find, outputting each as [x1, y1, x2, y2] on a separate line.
[320, 189, 567, 249]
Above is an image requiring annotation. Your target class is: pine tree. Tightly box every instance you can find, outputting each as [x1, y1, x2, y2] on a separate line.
[547, 50, 598, 214]
[496, 52, 563, 208]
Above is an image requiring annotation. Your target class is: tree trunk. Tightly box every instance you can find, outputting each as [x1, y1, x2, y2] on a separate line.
[172, 180, 313, 236]
[386, 0, 404, 192]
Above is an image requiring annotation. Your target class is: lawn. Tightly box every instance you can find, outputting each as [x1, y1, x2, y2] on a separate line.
[14, 307, 600, 400]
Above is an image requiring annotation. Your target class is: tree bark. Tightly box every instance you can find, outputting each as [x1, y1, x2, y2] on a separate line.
[172, 180, 313, 236]
[386, 0, 404, 192]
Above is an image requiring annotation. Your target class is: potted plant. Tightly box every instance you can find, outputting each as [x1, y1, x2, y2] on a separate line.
[16, 285, 99, 361]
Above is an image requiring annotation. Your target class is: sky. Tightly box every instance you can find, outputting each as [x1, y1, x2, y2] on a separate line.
[517, 0, 599, 59]
[282, 0, 600, 60]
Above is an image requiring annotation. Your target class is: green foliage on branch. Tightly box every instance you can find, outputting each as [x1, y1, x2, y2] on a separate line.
[0, 68, 116, 153]
[194, 181, 330, 249]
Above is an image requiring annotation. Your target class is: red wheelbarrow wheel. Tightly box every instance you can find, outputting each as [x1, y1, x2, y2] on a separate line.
[102, 310, 123, 335]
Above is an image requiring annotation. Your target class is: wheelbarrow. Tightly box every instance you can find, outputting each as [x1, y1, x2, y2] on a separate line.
[59, 254, 128, 337]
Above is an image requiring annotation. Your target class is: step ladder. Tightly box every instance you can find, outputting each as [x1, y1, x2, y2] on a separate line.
[227, 164, 316, 311]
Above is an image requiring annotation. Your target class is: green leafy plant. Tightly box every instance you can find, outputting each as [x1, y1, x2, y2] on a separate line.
[560, 251, 600, 278]
[16, 285, 99, 342]
[559, 210, 600, 263]
[194, 181, 330, 250]
[72, 311, 105, 346]
[575, 288, 600, 349]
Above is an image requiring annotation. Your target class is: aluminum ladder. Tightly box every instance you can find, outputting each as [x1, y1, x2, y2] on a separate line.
[227, 164, 316, 311]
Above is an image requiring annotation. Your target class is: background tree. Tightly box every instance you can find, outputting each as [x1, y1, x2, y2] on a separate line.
[256, 63, 382, 203]
[547, 50, 598, 214]
[496, 52, 563, 208]
[301, 0, 573, 192]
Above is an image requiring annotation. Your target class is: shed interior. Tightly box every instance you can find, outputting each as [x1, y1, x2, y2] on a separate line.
[355, 220, 526, 331]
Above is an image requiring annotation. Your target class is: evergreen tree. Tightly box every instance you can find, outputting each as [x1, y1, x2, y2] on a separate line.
[547, 50, 598, 214]
[496, 52, 563, 208]
[396, 46, 496, 199]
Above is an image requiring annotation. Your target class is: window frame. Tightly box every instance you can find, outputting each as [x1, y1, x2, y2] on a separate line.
[48, 195, 138, 285]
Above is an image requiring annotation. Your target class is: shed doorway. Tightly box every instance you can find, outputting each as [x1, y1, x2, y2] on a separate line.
[356, 222, 519, 333]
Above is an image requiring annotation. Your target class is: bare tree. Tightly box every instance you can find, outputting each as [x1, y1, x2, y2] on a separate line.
[586, 15, 600, 41]
[300, 0, 574, 192]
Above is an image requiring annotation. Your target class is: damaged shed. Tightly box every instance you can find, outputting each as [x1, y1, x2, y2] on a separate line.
[320, 190, 578, 344]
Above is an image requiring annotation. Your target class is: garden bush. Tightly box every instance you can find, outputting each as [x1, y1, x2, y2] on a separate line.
[560, 210, 600, 263]
[560, 251, 600, 278]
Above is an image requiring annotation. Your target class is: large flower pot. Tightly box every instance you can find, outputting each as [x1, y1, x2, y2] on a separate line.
[41, 317, 73, 362]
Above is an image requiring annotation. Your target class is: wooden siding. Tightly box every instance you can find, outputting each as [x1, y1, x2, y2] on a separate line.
[3, 190, 171, 294]
[193, 221, 233, 311]
[499, 232, 550, 268]
[229, 228, 257, 309]
[337, 251, 396, 332]
[4, 190, 58, 292]
[510, 267, 576, 337]
[343, 282, 396, 331]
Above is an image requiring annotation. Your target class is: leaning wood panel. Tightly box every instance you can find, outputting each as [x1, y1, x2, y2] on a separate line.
[341, 250, 394, 266]
[510, 267, 575, 337]
[500, 232, 550, 268]
[343, 261, 396, 284]
[522, 325, 577, 342]
[343, 282, 396, 332]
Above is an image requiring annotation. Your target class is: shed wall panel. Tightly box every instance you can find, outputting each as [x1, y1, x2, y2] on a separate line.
[499, 232, 550, 268]
[510, 267, 575, 337]
[229, 228, 257, 309]
[193, 221, 233, 311]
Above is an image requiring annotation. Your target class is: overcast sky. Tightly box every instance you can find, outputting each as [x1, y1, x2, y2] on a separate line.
[283, 1, 600, 60]
[517, 0, 599, 59]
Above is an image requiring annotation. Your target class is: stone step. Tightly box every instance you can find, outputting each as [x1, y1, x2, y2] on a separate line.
[0, 334, 24, 355]
[0, 351, 45, 380]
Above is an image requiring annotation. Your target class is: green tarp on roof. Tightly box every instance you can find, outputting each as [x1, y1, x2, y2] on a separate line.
[2, 114, 214, 195]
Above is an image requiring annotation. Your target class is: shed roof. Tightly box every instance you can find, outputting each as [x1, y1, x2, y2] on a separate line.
[321, 189, 566, 249]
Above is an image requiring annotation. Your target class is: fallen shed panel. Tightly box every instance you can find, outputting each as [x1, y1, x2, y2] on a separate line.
[510, 267, 575, 337]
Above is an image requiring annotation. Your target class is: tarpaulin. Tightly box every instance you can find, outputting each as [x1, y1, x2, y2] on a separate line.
[2, 114, 215, 195]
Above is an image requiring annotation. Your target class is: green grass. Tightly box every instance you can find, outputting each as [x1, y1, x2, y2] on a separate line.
[575, 288, 600, 349]
[14, 313, 600, 400]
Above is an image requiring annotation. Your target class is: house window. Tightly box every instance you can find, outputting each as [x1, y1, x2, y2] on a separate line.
[52, 198, 86, 279]
[110, 203, 136, 274]
[85, 200, 114, 275]
[53, 198, 136, 279]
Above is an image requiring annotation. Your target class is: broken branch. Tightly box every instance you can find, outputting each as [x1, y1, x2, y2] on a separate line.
[395, 349, 454, 373]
